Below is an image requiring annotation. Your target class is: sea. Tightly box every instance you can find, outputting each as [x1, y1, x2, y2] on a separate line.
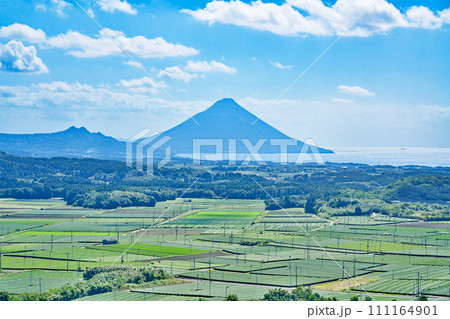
[321, 147, 450, 167]
[181, 147, 450, 167]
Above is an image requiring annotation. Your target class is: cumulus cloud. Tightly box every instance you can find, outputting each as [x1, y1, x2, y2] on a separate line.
[34, 81, 93, 93]
[185, 60, 236, 73]
[338, 85, 375, 97]
[182, 0, 330, 36]
[0, 81, 206, 121]
[0, 80, 171, 111]
[118, 77, 167, 94]
[96, 0, 137, 15]
[36, 0, 73, 18]
[183, 0, 450, 37]
[406, 6, 442, 29]
[289, 0, 408, 36]
[441, 9, 450, 24]
[156, 60, 237, 83]
[0, 23, 46, 43]
[0, 23, 199, 60]
[46, 28, 199, 58]
[158, 66, 198, 83]
[0, 41, 49, 73]
[123, 60, 143, 69]
[269, 60, 292, 69]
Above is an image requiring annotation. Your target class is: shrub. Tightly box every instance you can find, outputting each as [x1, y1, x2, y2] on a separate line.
[226, 294, 238, 301]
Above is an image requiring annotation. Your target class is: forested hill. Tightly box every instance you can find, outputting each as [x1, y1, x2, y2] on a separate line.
[1, 151, 450, 217]
[383, 176, 450, 202]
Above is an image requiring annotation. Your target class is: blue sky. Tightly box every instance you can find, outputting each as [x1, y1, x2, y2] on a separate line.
[0, 0, 449, 148]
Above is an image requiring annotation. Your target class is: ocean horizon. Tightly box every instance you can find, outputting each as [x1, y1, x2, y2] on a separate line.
[179, 147, 450, 167]
[323, 147, 450, 167]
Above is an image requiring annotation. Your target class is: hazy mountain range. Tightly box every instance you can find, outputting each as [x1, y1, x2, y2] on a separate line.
[0, 98, 332, 160]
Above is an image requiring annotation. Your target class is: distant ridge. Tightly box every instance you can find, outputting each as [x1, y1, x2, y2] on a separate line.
[0, 98, 332, 160]
[0, 126, 124, 159]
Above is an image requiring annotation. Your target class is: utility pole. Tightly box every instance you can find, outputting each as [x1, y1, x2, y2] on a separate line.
[208, 258, 211, 297]
[417, 272, 420, 297]
[196, 274, 199, 290]
[39, 278, 42, 293]
[66, 253, 69, 272]
[289, 264, 292, 286]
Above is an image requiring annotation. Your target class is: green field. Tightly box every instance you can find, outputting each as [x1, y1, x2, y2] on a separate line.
[186, 211, 261, 219]
[0, 198, 449, 301]
[88, 243, 210, 257]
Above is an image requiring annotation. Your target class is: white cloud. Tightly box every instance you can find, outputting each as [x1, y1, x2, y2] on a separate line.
[332, 97, 353, 104]
[52, 0, 72, 18]
[269, 60, 292, 69]
[338, 85, 375, 97]
[86, 8, 95, 18]
[289, 0, 408, 36]
[117, 77, 163, 93]
[96, 0, 137, 15]
[441, 9, 450, 24]
[34, 81, 93, 92]
[156, 60, 236, 83]
[0, 23, 46, 43]
[0, 41, 49, 73]
[182, 0, 330, 36]
[158, 66, 198, 83]
[36, 0, 73, 18]
[47, 28, 199, 58]
[123, 60, 143, 69]
[183, 0, 449, 37]
[0, 23, 199, 60]
[406, 6, 442, 29]
[0, 80, 169, 110]
[185, 60, 236, 73]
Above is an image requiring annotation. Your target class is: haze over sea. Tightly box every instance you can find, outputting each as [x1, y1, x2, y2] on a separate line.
[185, 147, 450, 167]
[323, 147, 450, 167]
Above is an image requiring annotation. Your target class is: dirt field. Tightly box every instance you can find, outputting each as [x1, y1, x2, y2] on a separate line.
[312, 276, 375, 292]
[397, 222, 450, 229]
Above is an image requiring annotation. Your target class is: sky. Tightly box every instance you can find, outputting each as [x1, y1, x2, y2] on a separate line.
[0, 0, 449, 148]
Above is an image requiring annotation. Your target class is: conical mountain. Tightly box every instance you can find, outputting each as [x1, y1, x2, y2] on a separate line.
[160, 98, 332, 155]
